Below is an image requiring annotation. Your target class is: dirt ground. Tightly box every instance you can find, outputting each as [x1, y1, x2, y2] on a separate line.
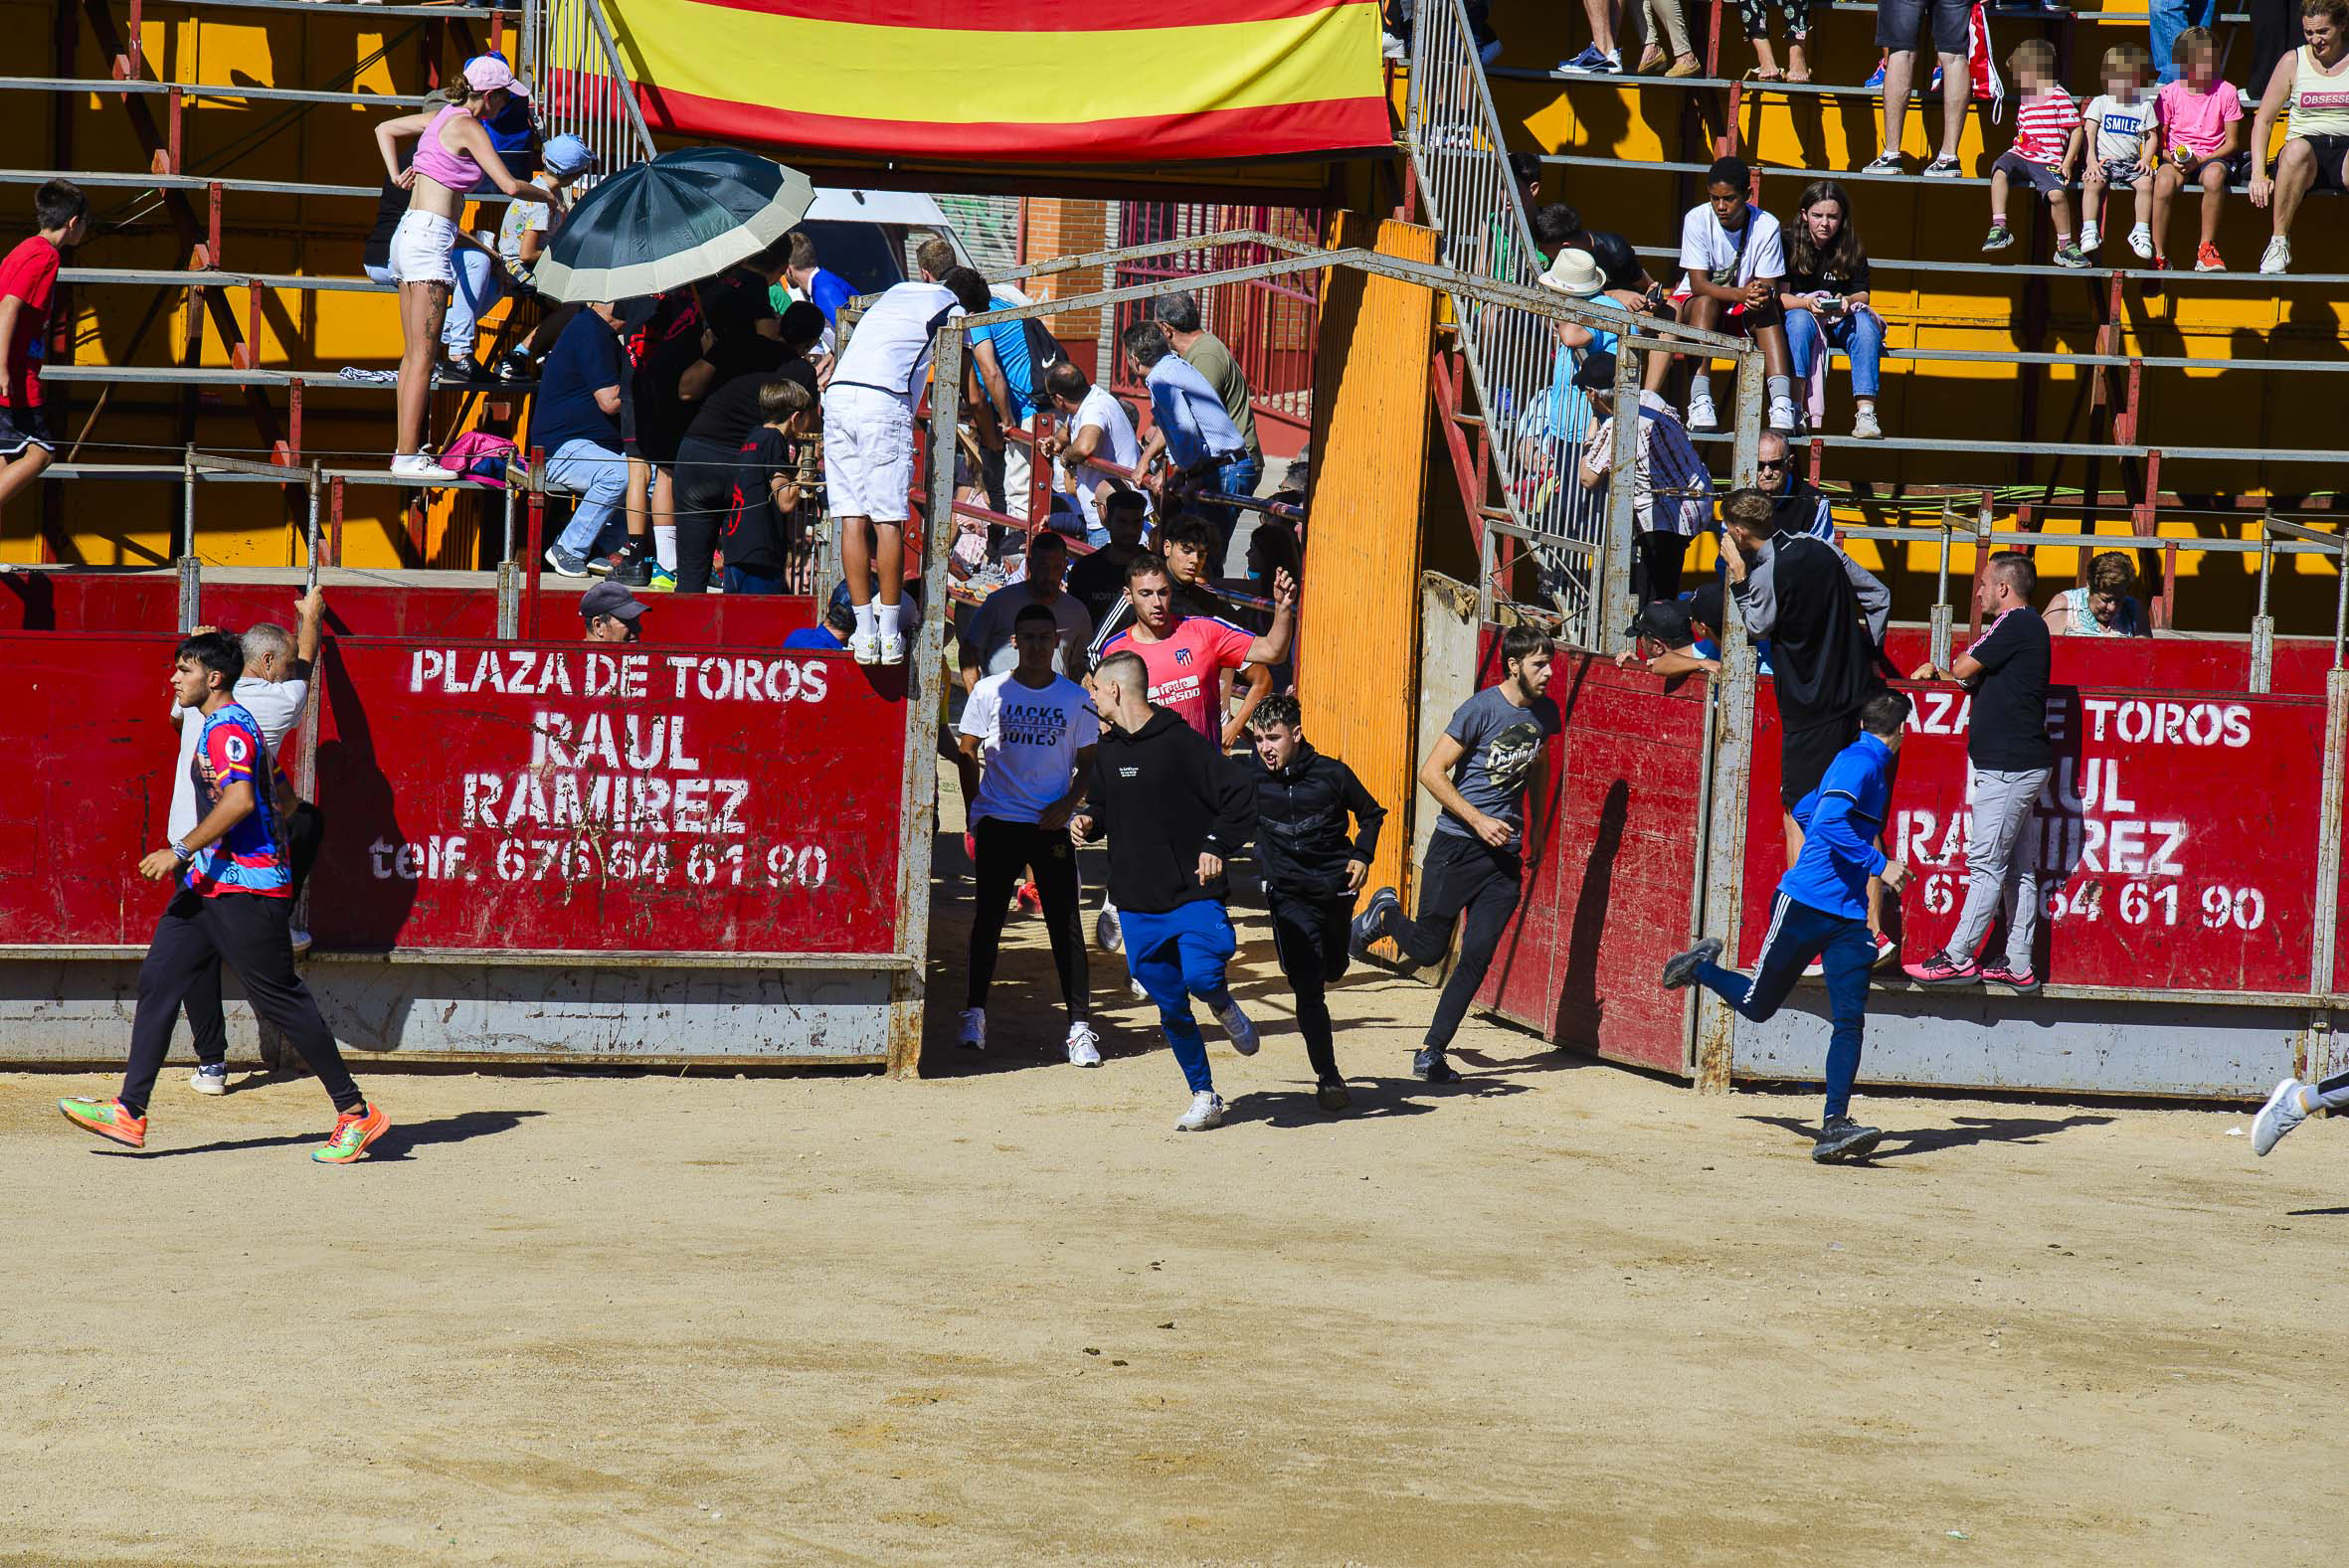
[4, 872, 2348, 1566]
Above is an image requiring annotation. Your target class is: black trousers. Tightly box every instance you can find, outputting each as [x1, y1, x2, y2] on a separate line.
[2249, 0, 2295, 102]
[188, 801, 325, 1067]
[125, 887, 362, 1119]
[1634, 530, 1693, 607]
[1268, 887, 1354, 1082]
[672, 436, 738, 595]
[1386, 831, 1525, 1052]
[967, 816, 1088, 1019]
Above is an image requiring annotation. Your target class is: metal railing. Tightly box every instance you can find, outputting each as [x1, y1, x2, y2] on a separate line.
[520, 0, 656, 179]
[1402, 0, 1760, 636]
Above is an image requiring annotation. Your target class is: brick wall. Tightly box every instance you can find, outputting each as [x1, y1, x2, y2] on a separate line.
[1017, 198, 1114, 379]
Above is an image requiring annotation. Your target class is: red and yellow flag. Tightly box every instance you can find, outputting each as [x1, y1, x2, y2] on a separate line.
[603, 0, 1392, 164]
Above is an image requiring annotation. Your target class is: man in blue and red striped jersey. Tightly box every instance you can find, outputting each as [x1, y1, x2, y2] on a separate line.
[57, 631, 390, 1163]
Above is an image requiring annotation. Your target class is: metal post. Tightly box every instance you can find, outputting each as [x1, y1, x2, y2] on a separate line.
[303, 463, 321, 594]
[1692, 597, 1756, 1089]
[1477, 519, 1496, 627]
[2252, 520, 2274, 696]
[497, 560, 520, 640]
[523, 448, 547, 641]
[1928, 506, 1952, 670]
[1728, 346, 1763, 491]
[178, 444, 199, 631]
[1595, 343, 1641, 647]
[2309, 667, 2348, 1003]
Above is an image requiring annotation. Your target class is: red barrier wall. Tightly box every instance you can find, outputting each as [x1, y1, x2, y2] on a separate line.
[1467, 647, 1707, 1073]
[309, 639, 907, 955]
[1878, 626, 2338, 699]
[3, 631, 911, 958]
[1740, 683, 2331, 993]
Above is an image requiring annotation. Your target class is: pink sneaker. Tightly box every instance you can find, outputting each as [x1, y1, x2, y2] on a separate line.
[1902, 954, 1980, 985]
[1979, 962, 2042, 993]
[1871, 931, 1898, 968]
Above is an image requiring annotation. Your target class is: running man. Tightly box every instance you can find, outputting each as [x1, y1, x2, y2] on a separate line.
[1099, 554, 1296, 751]
[955, 604, 1100, 1067]
[60, 631, 389, 1162]
[1247, 695, 1386, 1112]
[1069, 649, 1259, 1131]
[2253, 1071, 2349, 1156]
[820, 237, 991, 664]
[1352, 624, 1560, 1083]
[1660, 689, 1914, 1164]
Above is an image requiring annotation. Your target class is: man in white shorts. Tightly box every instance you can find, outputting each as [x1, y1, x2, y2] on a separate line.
[821, 237, 992, 664]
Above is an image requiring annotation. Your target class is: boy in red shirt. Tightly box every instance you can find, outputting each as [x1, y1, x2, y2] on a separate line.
[1983, 41, 2088, 267]
[0, 179, 87, 518]
[1099, 555, 1296, 749]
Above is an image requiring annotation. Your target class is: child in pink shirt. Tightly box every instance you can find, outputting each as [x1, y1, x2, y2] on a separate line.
[2151, 27, 2245, 270]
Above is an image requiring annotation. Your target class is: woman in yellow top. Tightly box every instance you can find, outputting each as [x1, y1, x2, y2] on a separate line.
[2248, 0, 2349, 273]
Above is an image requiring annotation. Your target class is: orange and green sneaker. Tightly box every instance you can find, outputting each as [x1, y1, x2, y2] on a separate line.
[313, 1102, 389, 1164]
[59, 1097, 146, 1149]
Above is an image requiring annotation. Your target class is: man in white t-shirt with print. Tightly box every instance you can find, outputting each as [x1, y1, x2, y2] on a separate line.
[1677, 155, 1799, 436]
[821, 237, 992, 665]
[1039, 359, 1143, 545]
[954, 603, 1102, 1066]
[167, 588, 329, 1096]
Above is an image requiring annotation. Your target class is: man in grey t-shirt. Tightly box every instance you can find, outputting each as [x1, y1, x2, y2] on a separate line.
[1351, 624, 1561, 1082]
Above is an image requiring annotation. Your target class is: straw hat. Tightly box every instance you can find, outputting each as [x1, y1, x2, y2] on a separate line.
[1536, 248, 1606, 298]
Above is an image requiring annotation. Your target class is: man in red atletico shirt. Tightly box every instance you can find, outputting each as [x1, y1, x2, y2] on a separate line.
[58, 631, 390, 1163]
[0, 180, 88, 523]
[1100, 556, 1297, 751]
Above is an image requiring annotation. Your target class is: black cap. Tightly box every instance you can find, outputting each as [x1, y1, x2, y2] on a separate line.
[580, 580, 647, 621]
[1626, 598, 1694, 649]
[1688, 582, 1724, 631]
[777, 299, 826, 346]
[1573, 351, 1618, 393]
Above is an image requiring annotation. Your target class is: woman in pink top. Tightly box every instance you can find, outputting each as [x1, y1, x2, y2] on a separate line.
[373, 56, 560, 481]
[2149, 28, 2245, 271]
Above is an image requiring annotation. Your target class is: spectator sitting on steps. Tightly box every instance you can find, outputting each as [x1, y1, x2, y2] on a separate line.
[2043, 550, 2149, 636]
[1676, 157, 1799, 436]
[1777, 180, 1886, 439]
[534, 300, 632, 578]
[2247, 0, 2349, 275]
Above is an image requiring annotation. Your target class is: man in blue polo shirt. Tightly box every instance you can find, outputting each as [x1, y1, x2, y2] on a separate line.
[1660, 688, 1912, 1163]
[970, 288, 1045, 519]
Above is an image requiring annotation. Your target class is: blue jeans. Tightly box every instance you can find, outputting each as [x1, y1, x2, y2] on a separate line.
[722, 564, 787, 595]
[547, 438, 629, 560]
[1196, 452, 1262, 564]
[442, 244, 502, 361]
[2150, 0, 2216, 81]
[1692, 891, 1875, 1121]
[1120, 900, 1238, 1095]
[1784, 307, 1884, 398]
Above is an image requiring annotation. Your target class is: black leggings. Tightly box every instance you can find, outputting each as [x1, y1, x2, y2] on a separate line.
[1269, 888, 1354, 1082]
[188, 800, 326, 1068]
[1385, 831, 1525, 1052]
[967, 816, 1088, 1018]
[126, 888, 362, 1120]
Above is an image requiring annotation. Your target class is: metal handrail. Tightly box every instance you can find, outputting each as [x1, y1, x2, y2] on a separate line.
[1404, 0, 1764, 640]
[521, 0, 655, 181]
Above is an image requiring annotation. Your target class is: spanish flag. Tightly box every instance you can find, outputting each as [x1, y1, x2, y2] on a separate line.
[601, 0, 1393, 165]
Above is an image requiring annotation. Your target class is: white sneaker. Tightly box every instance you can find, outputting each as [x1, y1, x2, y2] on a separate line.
[1129, 976, 1151, 1002]
[1851, 407, 1884, 439]
[2259, 235, 2291, 275]
[1686, 392, 1717, 431]
[1216, 999, 1259, 1055]
[289, 926, 313, 957]
[1066, 1021, 1102, 1067]
[1175, 1090, 1225, 1132]
[878, 632, 907, 665]
[1381, 29, 1406, 60]
[2128, 225, 2155, 261]
[189, 1063, 228, 1096]
[1767, 396, 1798, 434]
[2253, 1077, 2311, 1155]
[849, 629, 879, 665]
[2078, 221, 2101, 253]
[389, 452, 460, 483]
[958, 1006, 986, 1051]
[1095, 902, 1124, 954]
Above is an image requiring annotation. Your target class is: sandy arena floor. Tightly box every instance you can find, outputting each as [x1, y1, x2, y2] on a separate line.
[3, 870, 2346, 1565]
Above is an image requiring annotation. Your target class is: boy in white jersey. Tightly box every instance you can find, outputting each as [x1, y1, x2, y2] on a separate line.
[2080, 42, 2161, 258]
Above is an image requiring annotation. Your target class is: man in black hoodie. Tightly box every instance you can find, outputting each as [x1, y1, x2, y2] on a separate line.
[1068, 649, 1259, 1132]
[1719, 486, 1899, 959]
[1246, 694, 1387, 1113]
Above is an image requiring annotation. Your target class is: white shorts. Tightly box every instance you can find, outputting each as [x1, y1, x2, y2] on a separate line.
[388, 209, 457, 287]
[821, 382, 916, 524]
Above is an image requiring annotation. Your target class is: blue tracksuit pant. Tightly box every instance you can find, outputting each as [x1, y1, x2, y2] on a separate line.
[1120, 900, 1238, 1095]
[1692, 890, 1874, 1120]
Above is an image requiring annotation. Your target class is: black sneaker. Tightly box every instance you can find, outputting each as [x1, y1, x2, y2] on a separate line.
[1812, 1115, 1885, 1163]
[1412, 1047, 1460, 1084]
[1351, 887, 1400, 958]
[1660, 936, 1723, 989]
[496, 349, 531, 385]
[609, 549, 652, 589]
[1316, 1077, 1352, 1113]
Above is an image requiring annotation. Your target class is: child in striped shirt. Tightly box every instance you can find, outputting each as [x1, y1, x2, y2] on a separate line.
[1984, 39, 2088, 267]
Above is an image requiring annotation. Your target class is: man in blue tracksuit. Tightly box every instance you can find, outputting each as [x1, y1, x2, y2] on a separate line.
[1661, 689, 1912, 1162]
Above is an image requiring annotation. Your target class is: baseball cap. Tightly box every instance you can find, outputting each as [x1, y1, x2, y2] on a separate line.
[462, 54, 527, 98]
[1572, 350, 1619, 394]
[542, 133, 597, 179]
[1688, 582, 1724, 631]
[579, 581, 647, 622]
[1626, 599, 1695, 649]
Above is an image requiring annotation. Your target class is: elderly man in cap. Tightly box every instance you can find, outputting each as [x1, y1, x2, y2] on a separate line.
[579, 580, 646, 642]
